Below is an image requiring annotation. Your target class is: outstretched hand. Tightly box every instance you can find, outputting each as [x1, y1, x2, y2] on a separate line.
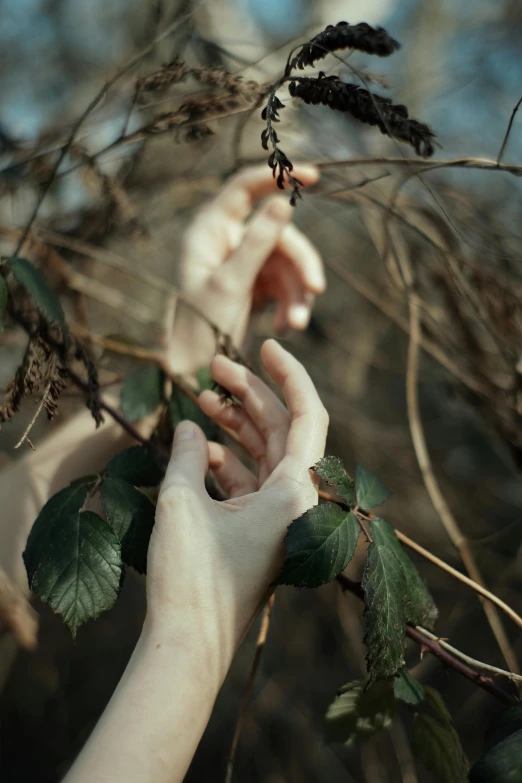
[170, 165, 325, 372]
[146, 340, 328, 677]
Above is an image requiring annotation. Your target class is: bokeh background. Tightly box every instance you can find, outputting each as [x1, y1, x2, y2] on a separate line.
[0, 0, 522, 780]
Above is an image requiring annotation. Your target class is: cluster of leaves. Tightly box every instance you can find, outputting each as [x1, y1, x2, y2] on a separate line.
[276, 457, 438, 682]
[22, 364, 217, 636]
[326, 671, 522, 783]
[325, 670, 469, 782]
[260, 20, 437, 202]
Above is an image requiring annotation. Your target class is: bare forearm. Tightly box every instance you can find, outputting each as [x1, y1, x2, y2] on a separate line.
[63, 621, 222, 783]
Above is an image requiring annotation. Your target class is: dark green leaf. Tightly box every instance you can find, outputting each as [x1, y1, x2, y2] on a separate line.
[394, 668, 424, 704]
[120, 366, 164, 422]
[24, 489, 122, 637]
[371, 517, 438, 629]
[362, 542, 406, 682]
[106, 444, 165, 487]
[169, 385, 217, 441]
[313, 456, 355, 506]
[470, 730, 522, 783]
[10, 257, 66, 330]
[101, 477, 155, 574]
[325, 679, 395, 745]
[424, 685, 452, 723]
[413, 714, 469, 783]
[276, 503, 360, 588]
[355, 464, 390, 509]
[23, 483, 88, 577]
[0, 276, 7, 332]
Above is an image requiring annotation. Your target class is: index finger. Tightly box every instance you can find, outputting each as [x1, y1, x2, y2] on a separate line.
[213, 164, 319, 222]
[260, 339, 328, 470]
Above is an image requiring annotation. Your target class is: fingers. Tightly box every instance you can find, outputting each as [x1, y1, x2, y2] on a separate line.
[198, 390, 267, 466]
[256, 254, 315, 331]
[208, 442, 258, 498]
[160, 420, 209, 496]
[260, 340, 328, 470]
[218, 196, 293, 290]
[215, 164, 319, 222]
[200, 354, 291, 482]
[277, 223, 326, 294]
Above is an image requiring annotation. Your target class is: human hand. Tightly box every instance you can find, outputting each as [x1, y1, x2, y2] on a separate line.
[169, 166, 325, 373]
[145, 340, 328, 679]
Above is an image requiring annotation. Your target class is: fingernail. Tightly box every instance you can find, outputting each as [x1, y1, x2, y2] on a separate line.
[290, 305, 310, 329]
[175, 420, 197, 441]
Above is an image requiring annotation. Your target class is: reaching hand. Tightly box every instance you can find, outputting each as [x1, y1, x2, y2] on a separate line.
[145, 340, 328, 677]
[170, 165, 325, 373]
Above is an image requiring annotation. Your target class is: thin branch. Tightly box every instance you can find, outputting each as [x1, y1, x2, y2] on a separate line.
[394, 529, 522, 630]
[225, 594, 275, 783]
[316, 155, 522, 177]
[336, 574, 517, 707]
[405, 283, 520, 678]
[497, 96, 522, 164]
[13, 381, 52, 449]
[414, 626, 522, 683]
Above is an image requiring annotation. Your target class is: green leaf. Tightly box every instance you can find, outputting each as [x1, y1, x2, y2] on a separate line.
[169, 385, 217, 441]
[120, 366, 164, 422]
[394, 668, 424, 705]
[371, 517, 438, 629]
[106, 444, 165, 487]
[313, 456, 355, 506]
[101, 477, 155, 574]
[24, 486, 122, 637]
[10, 256, 66, 330]
[275, 503, 360, 588]
[0, 276, 7, 331]
[325, 679, 395, 745]
[423, 685, 452, 723]
[355, 464, 390, 509]
[470, 730, 522, 783]
[413, 715, 469, 783]
[362, 542, 406, 682]
[195, 366, 215, 392]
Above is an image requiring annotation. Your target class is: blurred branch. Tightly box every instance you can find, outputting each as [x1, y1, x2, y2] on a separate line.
[317, 155, 522, 177]
[336, 575, 517, 707]
[225, 595, 275, 783]
[403, 261, 520, 678]
[10, 0, 206, 257]
[0, 568, 38, 651]
[497, 96, 522, 164]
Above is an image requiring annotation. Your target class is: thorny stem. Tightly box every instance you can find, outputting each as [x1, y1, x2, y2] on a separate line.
[336, 574, 517, 707]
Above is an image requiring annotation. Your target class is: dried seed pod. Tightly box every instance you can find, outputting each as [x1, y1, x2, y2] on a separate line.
[137, 59, 189, 91]
[290, 21, 401, 71]
[289, 76, 436, 157]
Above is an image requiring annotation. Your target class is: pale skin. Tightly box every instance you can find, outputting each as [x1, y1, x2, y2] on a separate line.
[0, 166, 328, 782]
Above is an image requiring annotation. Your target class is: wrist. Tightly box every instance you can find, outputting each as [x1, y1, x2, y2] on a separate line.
[139, 607, 236, 688]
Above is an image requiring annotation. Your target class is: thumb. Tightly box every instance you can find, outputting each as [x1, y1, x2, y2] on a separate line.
[223, 196, 293, 289]
[161, 420, 209, 495]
